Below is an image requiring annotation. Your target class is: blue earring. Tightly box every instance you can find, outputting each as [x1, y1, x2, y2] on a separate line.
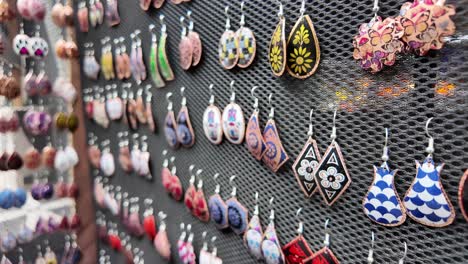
[164, 92, 179, 149]
[208, 173, 229, 229]
[176, 87, 195, 148]
[226, 176, 249, 235]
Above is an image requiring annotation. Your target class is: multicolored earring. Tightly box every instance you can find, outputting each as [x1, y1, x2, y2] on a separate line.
[269, 1, 286, 77]
[236, 1, 256, 68]
[303, 219, 339, 264]
[261, 197, 285, 264]
[184, 165, 196, 213]
[164, 92, 179, 149]
[262, 94, 289, 172]
[186, 10, 202, 67]
[178, 16, 193, 71]
[246, 87, 266, 161]
[177, 87, 195, 148]
[226, 175, 249, 235]
[403, 118, 455, 227]
[203, 84, 223, 145]
[222, 81, 245, 145]
[218, 6, 238, 70]
[208, 173, 229, 229]
[459, 169, 468, 223]
[292, 109, 321, 198]
[243, 192, 263, 260]
[148, 24, 165, 88]
[363, 128, 406, 227]
[282, 208, 314, 263]
[193, 169, 210, 222]
[314, 110, 351, 206]
[158, 14, 175, 81]
[286, 0, 320, 79]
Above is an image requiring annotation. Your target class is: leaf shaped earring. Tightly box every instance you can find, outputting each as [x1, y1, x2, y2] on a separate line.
[226, 175, 249, 235]
[186, 10, 202, 67]
[303, 219, 339, 264]
[293, 109, 321, 198]
[314, 110, 351, 206]
[158, 14, 175, 81]
[243, 192, 263, 260]
[269, 1, 286, 76]
[459, 170, 468, 223]
[262, 94, 289, 172]
[178, 16, 193, 71]
[261, 197, 285, 264]
[164, 92, 179, 149]
[222, 81, 245, 144]
[246, 87, 266, 161]
[177, 87, 195, 148]
[148, 24, 165, 88]
[208, 173, 229, 229]
[282, 208, 314, 263]
[218, 6, 239, 70]
[363, 128, 406, 227]
[403, 118, 455, 227]
[236, 1, 256, 68]
[286, 0, 320, 79]
[203, 84, 223, 145]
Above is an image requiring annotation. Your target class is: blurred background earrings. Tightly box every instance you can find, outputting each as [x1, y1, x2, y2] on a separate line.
[208, 173, 229, 229]
[203, 84, 223, 145]
[246, 86, 266, 161]
[236, 1, 256, 68]
[269, 0, 286, 77]
[179, 16, 193, 71]
[164, 92, 179, 149]
[176, 87, 195, 148]
[158, 14, 175, 81]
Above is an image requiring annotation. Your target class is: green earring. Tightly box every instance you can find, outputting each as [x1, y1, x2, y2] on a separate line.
[158, 14, 175, 81]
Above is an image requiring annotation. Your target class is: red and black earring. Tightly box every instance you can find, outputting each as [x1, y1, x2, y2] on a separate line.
[282, 208, 314, 264]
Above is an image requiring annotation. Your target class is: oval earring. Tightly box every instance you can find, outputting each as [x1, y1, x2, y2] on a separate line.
[203, 84, 223, 145]
[236, 1, 256, 68]
[179, 16, 193, 71]
[261, 197, 285, 264]
[176, 87, 195, 148]
[269, 0, 286, 76]
[243, 192, 263, 260]
[246, 86, 267, 161]
[208, 173, 229, 229]
[222, 81, 245, 144]
[218, 6, 239, 69]
[226, 176, 249, 235]
[164, 92, 179, 149]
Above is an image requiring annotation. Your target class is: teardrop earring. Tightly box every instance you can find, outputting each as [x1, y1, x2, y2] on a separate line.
[169, 156, 183, 201]
[208, 173, 229, 229]
[158, 14, 175, 81]
[243, 192, 263, 260]
[286, 0, 320, 79]
[186, 10, 202, 67]
[218, 6, 238, 70]
[226, 175, 249, 235]
[262, 93, 289, 172]
[154, 211, 171, 260]
[314, 110, 351, 206]
[403, 118, 455, 227]
[148, 24, 165, 88]
[282, 208, 314, 263]
[203, 84, 223, 145]
[236, 1, 256, 68]
[176, 87, 195, 148]
[246, 86, 267, 161]
[222, 81, 245, 144]
[164, 92, 179, 149]
[179, 16, 193, 71]
[193, 169, 210, 222]
[303, 219, 339, 264]
[363, 128, 406, 227]
[292, 109, 321, 198]
[269, 0, 286, 77]
[261, 197, 285, 264]
[184, 165, 196, 213]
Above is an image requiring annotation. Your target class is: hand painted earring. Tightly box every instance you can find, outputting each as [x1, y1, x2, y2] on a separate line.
[218, 6, 238, 69]
[269, 1, 286, 76]
[314, 110, 351, 206]
[114, 39, 125, 80]
[89, 0, 104, 27]
[158, 14, 175, 81]
[126, 88, 138, 131]
[77, 1, 89, 32]
[186, 10, 202, 67]
[262, 94, 289, 172]
[227, 175, 249, 235]
[164, 92, 179, 149]
[243, 192, 263, 260]
[293, 109, 321, 198]
[161, 150, 173, 194]
[154, 211, 171, 260]
[403, 118, 455, 227]
[203, 84, 223, 145]
[236, 1, 256, 68]
[193, 169, 210, 222]
[261, 197, 285, 264]
[363, 128, 406, 227]
[135, 31, 147, 83]
[29, 25, 49, 59]
[210, 236, 223, 264]
[169, 157, 183, 201]
[130, 134, 142, 174]
[459, 170, 468, 223]
[148, 24, 165, 88]
[286, 0, 320, 79]
[246, 86, 267, 161]
[208, 173, 229, 229]
[303, 219, 339, 264]
[135, 88, 147, 125]
[13, 23, 30, 57]
[105, 85, 124, 121]
[139, 0, 151, 10]
[178, 224, 195, 264]
[222, 81, 245, 144]
[282, 208, 314, 263]
[179, 16, 193, 71]
[105, 0, 120, 27]
[177, 87, 196, 148]
[143, 199, 156, 241]
[184, 165, 196, 213]
[145, 85, 156, 133]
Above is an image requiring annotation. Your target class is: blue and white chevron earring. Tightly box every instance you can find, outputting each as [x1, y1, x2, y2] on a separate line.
[403, 118, 456, 227]
[363, 128, 406, 227]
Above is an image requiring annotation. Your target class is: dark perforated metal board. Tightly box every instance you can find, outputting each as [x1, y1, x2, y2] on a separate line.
[76, 0, 468, 263]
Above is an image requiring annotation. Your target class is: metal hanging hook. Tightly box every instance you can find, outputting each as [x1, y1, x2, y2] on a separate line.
[331, 109, 337, 141]
[323, 218, 330, 247]
[213, 173, 220, 194]
[187, 10, 194, 31]
[367, 232, 375, 264]
[166, 92, 173, 111]
[254, 191, 259, 215]
[181, 87, 187, 106]
[300, 0, 306, 17]
[196, 169, 203, 188]
[180, 16, 187, 38]
[224, 6, 231, 30]
[381, 128, 390, 169]
[308, 109, 314, 137]
[373, 0, 380, 19]
[160, 14, 166, 33]
[296, 208, 304, 235]
[276, 0, 284, 18]
[398, 242, 407, 264]
[251, 86, 259, 110]
[425, 117, 434, 156]
[240, 1, 245, 26]
[209, 84, 215, 104]
[229, 175, 237, 197]
[268, 197, 275, 221]
[230, 81, 236, 102]
[268, 93, 275, 119]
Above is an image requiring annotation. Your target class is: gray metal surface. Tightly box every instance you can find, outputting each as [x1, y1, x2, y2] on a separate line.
[77, 0, 468, 263]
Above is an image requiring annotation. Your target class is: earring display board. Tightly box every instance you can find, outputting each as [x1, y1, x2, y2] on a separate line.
[77, 0, 467, 263]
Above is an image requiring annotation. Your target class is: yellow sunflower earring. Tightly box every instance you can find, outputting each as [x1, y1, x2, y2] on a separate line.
[268, 0, 286, 77]
[286, 0, 321, 79]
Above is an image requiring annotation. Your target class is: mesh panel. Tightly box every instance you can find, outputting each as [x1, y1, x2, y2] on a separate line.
[77, 0, 468, 263]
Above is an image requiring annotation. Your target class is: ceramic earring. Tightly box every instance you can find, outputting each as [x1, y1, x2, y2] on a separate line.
[243, 192, 263, 260]
[143, 199, 156, 241]
[293, 110, 321, 198]
[459, 170, 468, 223]
[114, 39, 125, 80]
[164, 92, 179, 149]
[105, 0, 120, 26]
[193, 169, 210, 222]
[29, 25, 49, 59]
[208, 173, 229, 229]
[222, 81, 245, 144]
[246, 86, 267, 161]
[154, 212, 171, 260]
[403, 118, 455, 227]
[269, 1, 286, 76]
[13, 23, 30, 57]
[145, 85, 156, 133]
[24, 143, 41, 170]
[303, 219, 339, 264]
[363, 128, 406, 227]
[282, 208, 314, 263]
[177, 87, 196, 148]
[314, 110, 351, 206]
[187, 10, 202, 67]
[136, 31, 147, 83]
[77, 1, 89, 32]
[203, 84, 223, 145]
[262, 94, 289, 172]
[227, 176, 249, 235]
[185, 227, 196, 264]
[236, 1, 256, 68]
[286, 0, 320, 79]
[130, 133, 142, 174]
[179, 16, 193, 70]
[158, 14, 175, 81]
[184, 165, 197, 213]
[148, 24, 166, 88]
[178, 224, 195, 264]
[126, 87, 139, 131]
[261, 197, 285, 264]
[169, 157, 183, 201]
[218, 6, 238, 69]
[135, 88, 147, 125]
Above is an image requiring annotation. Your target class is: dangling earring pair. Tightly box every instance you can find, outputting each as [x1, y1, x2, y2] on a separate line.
[218, 2, 256, 70]
[269, 0, 320, 79]
[148, 15, 175, 89]
[130, 30, 147, 84]
[114, 37, 131, 81]
[366, 232, 408, 264]
[178, 10, 203, 70]
[177, 223, 196, 264]
[164, 88, 195, 149]
[184, 166, 209, 222]
[199, 233, 222, 264]
[161, 151, 183, 201]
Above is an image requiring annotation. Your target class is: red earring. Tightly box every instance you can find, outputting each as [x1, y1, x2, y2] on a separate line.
[193, 169, 210, 222]
[161, 150, 173, 194]
[282, 208, 314, 263]
[184, 165, 196, 213]
[143, 199, 157, 241]
[154, 212, 171, 260]
[303, 219, 339, 264]
[169, 156, 183, 201]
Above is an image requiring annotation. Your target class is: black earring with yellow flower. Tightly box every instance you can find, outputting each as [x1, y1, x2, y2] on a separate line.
[269, 1, 287, 77]
[286, 0, 321, 79]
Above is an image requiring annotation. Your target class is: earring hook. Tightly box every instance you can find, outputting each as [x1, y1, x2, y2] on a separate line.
[367, 231, 375, 264]
[381, 128, 389, 170]
[398, 242, 407, 264]
[251, 86, 259, 110]
[308, 109, 314, 137]
[187, 10, 194, 31]
[189, 165, 196, 184]
[300, 0, 306, 17]
[276, 0, 284, 17]
[229, 175, 237, 197]
[296, 208, 304, 235]
[323, 218, 330, 247]
[181, 87, 187, 106]
[213, 173, 220, 194]
[230, 81, 236, 102]
[268, 197, 275, 221]
[268, 93, 274, 119]
[372, 0, 380, 19]
[160, 14, 166, 33]
[240, 1, 245, 27]
[166, 92, 173, 111]
[224, 6, 231, 30]
[196, 169, 203, 188]
[209, 84, 215, 104]
[425, 117, 434, 156]
[179, 16, 187, 38]
[331, 109, 337, 141]
[253, 191, 259, 215]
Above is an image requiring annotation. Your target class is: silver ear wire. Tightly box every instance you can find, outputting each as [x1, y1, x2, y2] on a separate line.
[254, 192, 259, 215]
[251, 86, 259, 111]
[300, 0, 306, 17]
[308, 109, 314, 137]
[331, 109, 337, 141]
[372, 0, 380, 19]
[196, 169, 203, 189]
[166, 92, 173, 111]
[276, 0, 284, 17]
[381, 128, 390, 170]
[187, 10, 194, 32]
[160, 14, 166, 33]
[425, 117, 434, 156]
[323, 219, 330, 247]
[268, 197, 275, 221]
[240, 1, 245, 26]
[398, 242, 407, 264]
[367, 232, 375, 264]
[180, 16, 187, 38]
[296, 208, 304, 235]
[230, 81, 236, 102]
[268, 93, 274, 119]
[225, 6, 231, 30]
[189, 165, 196, 184]
[229, 175, 237, 197]
[209, 84, 215, 104]
[181, 87, 187, 106]
[213, 173, 221, 194]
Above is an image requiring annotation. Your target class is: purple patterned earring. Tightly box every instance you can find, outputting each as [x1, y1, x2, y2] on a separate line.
[164, 92, 179, 149]
[222, 81, 245, 145]
[203, 84, 223, 145]
[261, 197, 285, 264]
[246, 87, 267, 161]
[262, 93, 289, 172]
[226, 175, 249, 235]
[176, 87, 195, 148]
[208, 173, 229, 229]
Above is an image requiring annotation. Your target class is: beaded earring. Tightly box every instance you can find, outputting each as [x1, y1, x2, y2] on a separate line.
[243, 192, 263, 260]
[203, 84, 223, 145]
[282, 208, 314, 263]
[208, 173, 229, 229]
[226, 176, 249, 235]
[246, 87, 267, 161]
[222, 81, 245, 145]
